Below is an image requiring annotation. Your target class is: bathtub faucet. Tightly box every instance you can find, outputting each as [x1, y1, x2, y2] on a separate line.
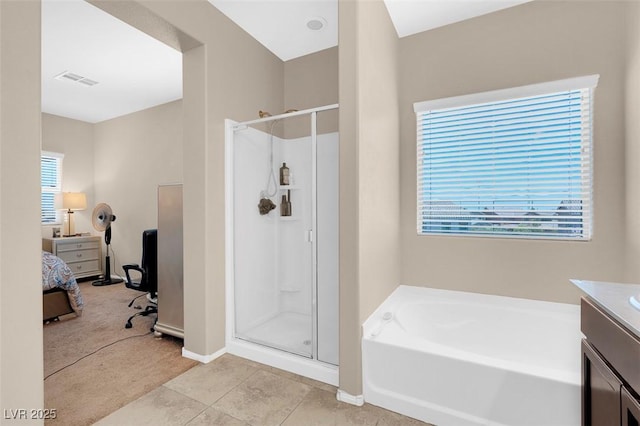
[370, 312, 393, 338]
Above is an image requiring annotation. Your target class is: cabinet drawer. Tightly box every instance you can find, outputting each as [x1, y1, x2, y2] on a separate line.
[57, 249, 99, 263]
[56, 240, 99, 252]
[581, 297, 640, 395]
[68, 260, 99, 276]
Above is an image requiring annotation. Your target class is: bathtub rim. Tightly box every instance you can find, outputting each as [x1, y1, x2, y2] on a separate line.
[362, 285, 582, 386]
[364, 285, 581, 337]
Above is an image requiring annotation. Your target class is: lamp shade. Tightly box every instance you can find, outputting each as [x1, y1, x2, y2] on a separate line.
[54, 192, 87, 211]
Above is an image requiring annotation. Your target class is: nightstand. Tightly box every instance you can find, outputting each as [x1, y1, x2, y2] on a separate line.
[42, 235, 102, 279]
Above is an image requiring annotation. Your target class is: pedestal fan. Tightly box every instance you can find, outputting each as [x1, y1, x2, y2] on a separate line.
[92, 203, 124, 286]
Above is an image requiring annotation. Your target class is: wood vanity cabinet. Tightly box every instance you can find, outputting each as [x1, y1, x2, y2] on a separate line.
[581, 297, 640, 426]
[582, 339, 622, 425]
[622, 386, 640, 426]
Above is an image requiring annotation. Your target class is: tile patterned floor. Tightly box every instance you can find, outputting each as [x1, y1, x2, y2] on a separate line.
[95, 354, 429, 426]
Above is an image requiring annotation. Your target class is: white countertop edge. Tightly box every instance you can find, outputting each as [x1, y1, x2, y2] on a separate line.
[571, 279, 640, 340]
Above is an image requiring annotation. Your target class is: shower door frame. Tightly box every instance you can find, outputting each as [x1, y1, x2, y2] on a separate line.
[224, 103, 339, 386]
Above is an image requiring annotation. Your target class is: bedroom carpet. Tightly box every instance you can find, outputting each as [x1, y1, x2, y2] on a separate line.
[43, 280, 198, 426]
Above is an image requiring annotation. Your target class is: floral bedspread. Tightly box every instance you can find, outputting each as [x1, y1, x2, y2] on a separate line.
[42, 251, 83, 315]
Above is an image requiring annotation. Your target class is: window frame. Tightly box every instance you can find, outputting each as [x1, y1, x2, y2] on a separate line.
[414, 75, 599, 241]
[41, 151, 64, 225]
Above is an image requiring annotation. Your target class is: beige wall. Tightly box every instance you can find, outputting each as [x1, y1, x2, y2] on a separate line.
[399, 1, 628, 303]
[41, 114, 95, 239]
[338, 0, 359, 395]
[5, 0, 639, 413]
[356, 0, 400, 326]
[0, 0, 44, 419]
[42, 103, 182, 269]
[98, 0, 285, 356]
[93, 100, 183, 268]
[339, 0, 400, 396]
[626, 1, 640, 282]
[284, 47, 338, 138]
[49, 0, 345, 358]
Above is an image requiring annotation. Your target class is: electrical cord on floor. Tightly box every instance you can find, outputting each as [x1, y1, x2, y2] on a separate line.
[109, 245, 126, 281]
[44, 331, 152, 381]
[105, 243, 127, 281]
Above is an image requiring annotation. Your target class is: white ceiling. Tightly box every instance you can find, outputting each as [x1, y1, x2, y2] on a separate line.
[384, 0, 532, 38]
[42, 0, 531, 123]
[209, 0, 531, 60]
[41, 0, 183, 123]
[210, 0, 338, 62]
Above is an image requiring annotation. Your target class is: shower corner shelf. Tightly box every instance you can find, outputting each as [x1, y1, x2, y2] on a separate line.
[279, 185, 299, 191]
[280, 285, 301, 293]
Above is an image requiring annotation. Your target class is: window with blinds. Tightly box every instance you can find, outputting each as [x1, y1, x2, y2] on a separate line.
[415, 75, 598, 240]
[41, 152, 63, 224]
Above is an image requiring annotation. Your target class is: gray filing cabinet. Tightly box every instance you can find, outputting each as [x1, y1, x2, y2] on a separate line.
[154, 184, 184, 338]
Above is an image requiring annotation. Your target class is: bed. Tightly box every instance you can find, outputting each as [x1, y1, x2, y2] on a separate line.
[42, 251, 84, 321]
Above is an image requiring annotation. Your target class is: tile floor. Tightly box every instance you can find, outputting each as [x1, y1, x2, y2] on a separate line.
[95, 354, 429, 426]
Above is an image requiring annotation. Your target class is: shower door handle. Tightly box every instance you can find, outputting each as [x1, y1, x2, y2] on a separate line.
[307, 230, 313, 242]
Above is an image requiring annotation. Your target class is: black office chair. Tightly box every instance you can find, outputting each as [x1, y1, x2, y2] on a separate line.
[123, 229, 158, 330]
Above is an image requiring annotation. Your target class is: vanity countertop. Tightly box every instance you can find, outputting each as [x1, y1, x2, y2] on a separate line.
[572, 279, 640, 340]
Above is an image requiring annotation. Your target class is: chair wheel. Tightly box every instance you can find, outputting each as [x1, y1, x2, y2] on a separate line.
[125, 322, 132, 329]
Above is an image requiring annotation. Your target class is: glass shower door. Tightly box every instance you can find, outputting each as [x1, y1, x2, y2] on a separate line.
[232, 115, 314, 357]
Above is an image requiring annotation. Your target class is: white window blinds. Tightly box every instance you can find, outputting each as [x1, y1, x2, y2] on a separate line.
[41, 152, 63, 224]
[415, 75, 598, 240]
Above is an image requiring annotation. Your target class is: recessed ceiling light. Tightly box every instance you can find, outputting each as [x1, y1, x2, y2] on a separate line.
[306, 17, 327, 31]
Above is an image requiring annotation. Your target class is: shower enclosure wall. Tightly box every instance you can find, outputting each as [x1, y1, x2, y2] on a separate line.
[225, 104, 339, 385]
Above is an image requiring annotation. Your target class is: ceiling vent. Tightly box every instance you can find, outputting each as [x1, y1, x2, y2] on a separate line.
[54, 71, 99, 87]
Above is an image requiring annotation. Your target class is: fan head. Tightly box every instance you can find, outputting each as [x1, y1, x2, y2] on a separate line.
[92, 203, 116, 232]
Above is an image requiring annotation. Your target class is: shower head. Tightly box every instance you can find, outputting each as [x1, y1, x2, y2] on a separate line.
[259, 109, 299, 119]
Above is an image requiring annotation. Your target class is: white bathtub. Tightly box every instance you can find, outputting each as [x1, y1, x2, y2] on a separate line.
[362, 286, 582, 426]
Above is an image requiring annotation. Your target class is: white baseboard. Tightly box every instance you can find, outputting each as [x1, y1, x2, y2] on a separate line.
[182, 347, 226, 364]
[336, 389, 364, 406]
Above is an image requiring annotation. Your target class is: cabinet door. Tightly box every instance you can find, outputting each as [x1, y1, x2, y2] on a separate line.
[582, 340, 622, 426]
[622, 386, 640, 426]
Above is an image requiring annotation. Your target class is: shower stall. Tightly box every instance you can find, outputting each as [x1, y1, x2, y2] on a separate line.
[225, 104, 339, 385]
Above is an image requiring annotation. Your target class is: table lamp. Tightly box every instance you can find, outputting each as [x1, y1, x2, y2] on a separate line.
[55, 192, 87, 237]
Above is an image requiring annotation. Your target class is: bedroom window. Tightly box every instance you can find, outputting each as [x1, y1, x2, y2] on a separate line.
[415, 75, 598, 240]
[41, 151, 63, 224]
